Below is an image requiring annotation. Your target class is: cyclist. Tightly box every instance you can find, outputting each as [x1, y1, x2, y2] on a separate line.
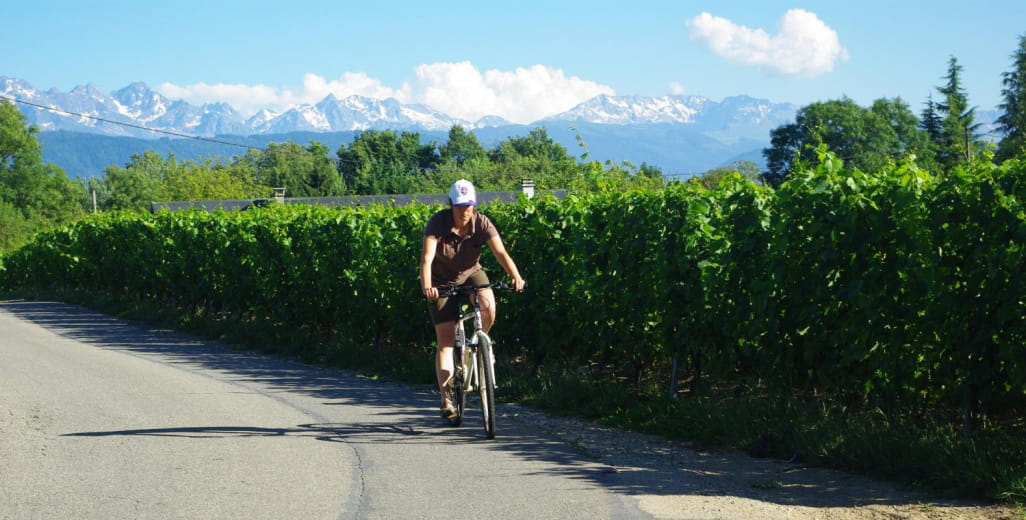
[420, 179, 526, 419]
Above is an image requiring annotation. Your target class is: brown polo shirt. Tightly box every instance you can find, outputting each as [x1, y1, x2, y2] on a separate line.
[423, 209, 498, 286]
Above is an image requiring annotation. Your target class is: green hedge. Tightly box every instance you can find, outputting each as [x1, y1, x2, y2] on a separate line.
[3, 154, 1025, 421]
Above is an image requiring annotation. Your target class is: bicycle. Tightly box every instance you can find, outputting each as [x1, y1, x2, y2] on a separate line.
[437, 280, 511, 439]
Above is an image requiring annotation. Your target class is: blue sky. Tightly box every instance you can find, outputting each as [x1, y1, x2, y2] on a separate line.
[4, 1, 1024, 123]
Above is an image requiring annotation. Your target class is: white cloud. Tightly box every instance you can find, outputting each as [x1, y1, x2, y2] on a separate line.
[669, 81, 687, 95]
[157, 81, 285, 115]
[686, 9, 849, 77]
[157, 62, 613, 123]
[157, 72, 400, 116]
[400, 62, 614, 123]
[299, 72, 401, 104]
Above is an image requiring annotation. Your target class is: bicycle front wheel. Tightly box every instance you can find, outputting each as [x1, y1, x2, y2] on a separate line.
[474, 331, 496, 439]
[449, 348, 467, 427]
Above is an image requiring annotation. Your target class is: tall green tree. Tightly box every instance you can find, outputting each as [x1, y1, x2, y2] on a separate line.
[763, 98, 930, 180]
[997, 33, 1026, 162]
[336, 130, 439, 195]
[486, 127, 578, 188]
[872, 98, 940, 172]
[439, 125, 485, 167]
[98, 150, 178, 211]
[934, 56, 982, 170]
[490, 127, 570, 163]
[162, 158, 264, 202]
[0, 100, 86, 251]
[920, 95, 943, 147]
[94, 152, 267, 210]
[238, 141, 344, 198]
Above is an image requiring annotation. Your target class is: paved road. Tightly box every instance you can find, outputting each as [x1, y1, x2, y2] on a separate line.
[0, 301, 646, 519]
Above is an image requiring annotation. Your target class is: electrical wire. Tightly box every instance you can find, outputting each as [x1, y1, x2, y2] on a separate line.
[1, 94, 696, 176]
[0, 94, 266, 151]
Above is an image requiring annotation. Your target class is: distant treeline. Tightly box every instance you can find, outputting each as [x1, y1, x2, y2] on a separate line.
[37, 123, 765, 181]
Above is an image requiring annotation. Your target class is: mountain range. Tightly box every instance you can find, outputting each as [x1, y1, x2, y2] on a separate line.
[1, 75, 800, 177]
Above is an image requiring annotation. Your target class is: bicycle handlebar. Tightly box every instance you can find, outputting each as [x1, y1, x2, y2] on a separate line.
[435, 280, 516, 298]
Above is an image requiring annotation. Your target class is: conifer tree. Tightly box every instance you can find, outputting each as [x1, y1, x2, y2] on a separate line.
[997, 33, 1026, 162]
[920, 95, 943, 144]
[934, 56, 981, 170]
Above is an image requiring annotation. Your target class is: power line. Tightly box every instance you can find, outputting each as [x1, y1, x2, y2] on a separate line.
[0, 95, 720, 177]
[0, 95, 266, 151]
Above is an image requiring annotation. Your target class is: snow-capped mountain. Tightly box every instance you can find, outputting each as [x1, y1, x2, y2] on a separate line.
[547, 94, 710, 124]
[547, 93, 797, 143]
[1, 77, 472, 137]
[473, 115, 512, 128]
[1, 76, 808, 176]
[0, 76, 797, 139]
[112, 82, 170, 122]
[0, 77, 250, 137]
[242, 94, 465, 134]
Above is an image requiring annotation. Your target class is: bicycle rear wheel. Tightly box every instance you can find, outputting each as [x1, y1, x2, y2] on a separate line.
[474, 331, 496, 439]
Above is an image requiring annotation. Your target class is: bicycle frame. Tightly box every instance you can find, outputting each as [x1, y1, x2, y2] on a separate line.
[453, 289, 486, 392]
[440, 281, 504, 438]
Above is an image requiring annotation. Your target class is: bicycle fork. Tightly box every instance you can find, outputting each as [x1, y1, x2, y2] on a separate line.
[454, 292, 487, 395]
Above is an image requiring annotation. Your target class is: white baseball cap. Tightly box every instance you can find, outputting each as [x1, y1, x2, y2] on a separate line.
[448, 179, 477, 206]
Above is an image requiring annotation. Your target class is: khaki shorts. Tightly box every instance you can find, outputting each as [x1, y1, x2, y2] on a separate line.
[428, 269, 490, 325]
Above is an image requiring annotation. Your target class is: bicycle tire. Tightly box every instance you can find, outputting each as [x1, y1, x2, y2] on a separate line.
[449, 348, 466, 427]
[475, 331, 497, 439]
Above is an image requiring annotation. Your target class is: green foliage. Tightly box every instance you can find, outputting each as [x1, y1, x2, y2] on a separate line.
[1, 100, 41, 170]
[934, 56, 985, 170]
[0, 158, 1020, 404]
[7, 156, 1026, 423]
[4, 154, 1026, 498]
[921, 95, 944, 147]
[485, 127, 579, 189]
[0, 201, 36, 252]
[94, 150, 267, 211]
[331, 125, 666, 195]
[690, 160, 761, 190]
[98, 151, 174, 211]
[439, 125, 485, 166]
[764, 50, 1019, 181]
[0, 100, 87, 252]
[238, 140, 344, 197]
[161, 157, 264, 202]
[51, 123, 668, 217]
[997, 33, 1026, 163]
[764, 97, 933, 179]
[336, 130, 439, 195]
[872, 98, 941, 172]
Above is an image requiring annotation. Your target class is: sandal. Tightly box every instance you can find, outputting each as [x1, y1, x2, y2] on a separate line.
[440, 405, 458, 419]
[440, 387, 457, 419]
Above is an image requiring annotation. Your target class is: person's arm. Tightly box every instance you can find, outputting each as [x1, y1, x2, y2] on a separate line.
[486, 234, 526, 292]
[421, 235, 440, 301]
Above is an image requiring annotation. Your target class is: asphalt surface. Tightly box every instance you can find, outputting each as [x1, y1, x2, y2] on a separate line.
[0, 300, 647, 519]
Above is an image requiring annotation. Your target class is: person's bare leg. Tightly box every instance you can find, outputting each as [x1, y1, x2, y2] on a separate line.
[434, 321, 456, 410]
[477, 288, 497, 332]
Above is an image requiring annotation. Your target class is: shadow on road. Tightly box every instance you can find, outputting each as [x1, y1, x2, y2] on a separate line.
[4, 299, 978, 512]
